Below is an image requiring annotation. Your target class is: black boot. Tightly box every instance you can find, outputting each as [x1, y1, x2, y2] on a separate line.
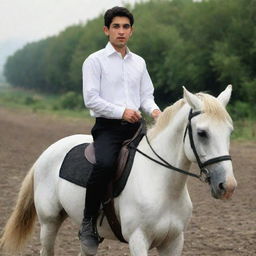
[79, 217, 99, 255]
[79, 183, 104, 255]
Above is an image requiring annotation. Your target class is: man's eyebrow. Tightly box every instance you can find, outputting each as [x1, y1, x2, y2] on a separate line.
[112, 23, 131, 26]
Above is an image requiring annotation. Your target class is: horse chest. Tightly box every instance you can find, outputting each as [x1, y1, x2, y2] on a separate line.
[150, 191, 193, 227]
[140, 207, 190, 249]
[155, 205, 191, 236]
[128, 197, 192, 245]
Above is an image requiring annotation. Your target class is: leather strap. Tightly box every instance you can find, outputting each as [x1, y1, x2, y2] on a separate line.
[103, 184, 127, 243]
[133, 136, 201, 179]
[201, 155, 232, 167]
[134, 109, 232, 182]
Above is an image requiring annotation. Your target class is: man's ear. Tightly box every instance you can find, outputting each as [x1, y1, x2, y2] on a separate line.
[103, 26, 109, 36]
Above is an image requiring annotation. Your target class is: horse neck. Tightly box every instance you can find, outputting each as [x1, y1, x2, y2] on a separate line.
[144, 105, 191, 192]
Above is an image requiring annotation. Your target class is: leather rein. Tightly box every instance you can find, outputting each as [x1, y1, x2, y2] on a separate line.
[134, 109, 232, 183]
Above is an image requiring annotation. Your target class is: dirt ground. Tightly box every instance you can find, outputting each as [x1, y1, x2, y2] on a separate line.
[0, 107, 255, 256]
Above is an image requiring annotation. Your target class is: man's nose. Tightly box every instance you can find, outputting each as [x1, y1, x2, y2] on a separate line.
[118, 28, 124, 34]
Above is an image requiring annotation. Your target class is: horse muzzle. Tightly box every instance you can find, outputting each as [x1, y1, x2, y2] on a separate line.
[219, 176, 237, 200]
[208, 168, 237, 200]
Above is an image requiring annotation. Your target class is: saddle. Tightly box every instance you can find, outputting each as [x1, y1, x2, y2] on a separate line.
[59, 121, 146, 242]
[84, 120, 146, 196]
[84, 120, 147, 242]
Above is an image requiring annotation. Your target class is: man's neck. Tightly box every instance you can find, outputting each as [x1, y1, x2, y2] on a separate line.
[111, 43, 127, 58]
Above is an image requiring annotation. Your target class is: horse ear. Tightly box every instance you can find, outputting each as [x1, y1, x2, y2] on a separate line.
[217, 84, 232, 107]
[183, 86, 202, 110]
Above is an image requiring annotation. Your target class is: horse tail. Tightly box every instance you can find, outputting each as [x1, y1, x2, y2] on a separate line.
[0, 166, 36, 254]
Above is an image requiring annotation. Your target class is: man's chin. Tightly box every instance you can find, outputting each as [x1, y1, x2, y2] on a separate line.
[113, 41, 126, 48]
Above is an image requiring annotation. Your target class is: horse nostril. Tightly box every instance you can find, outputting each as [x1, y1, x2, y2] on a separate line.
[219, 182, 225, 191]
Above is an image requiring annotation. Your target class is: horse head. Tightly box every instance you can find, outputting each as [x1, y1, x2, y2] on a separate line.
[183, 85, 237, 200]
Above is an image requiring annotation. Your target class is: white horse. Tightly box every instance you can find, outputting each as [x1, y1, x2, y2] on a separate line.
[0, 86, 237, 256]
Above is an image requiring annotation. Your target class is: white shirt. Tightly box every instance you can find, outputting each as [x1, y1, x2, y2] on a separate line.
[82, 42, 159, 119]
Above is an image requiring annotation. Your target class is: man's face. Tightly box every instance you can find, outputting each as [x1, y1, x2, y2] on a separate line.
[104, 16, 133, 49]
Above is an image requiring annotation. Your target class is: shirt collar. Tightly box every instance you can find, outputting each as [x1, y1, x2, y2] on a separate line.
[105, 42, 132, 58]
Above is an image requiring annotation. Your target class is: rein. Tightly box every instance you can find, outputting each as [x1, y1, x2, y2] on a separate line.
[133, 109, 232, 183]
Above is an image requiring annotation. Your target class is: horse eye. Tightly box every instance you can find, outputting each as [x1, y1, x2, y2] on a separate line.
[197, 129, 208, 138]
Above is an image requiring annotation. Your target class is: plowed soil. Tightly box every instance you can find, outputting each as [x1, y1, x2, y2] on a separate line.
[0, 108, 255, 256]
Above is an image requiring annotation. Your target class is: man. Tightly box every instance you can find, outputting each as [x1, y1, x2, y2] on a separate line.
[80, 6, 161, 255]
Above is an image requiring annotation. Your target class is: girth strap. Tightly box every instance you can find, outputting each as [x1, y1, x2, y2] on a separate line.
[102, 184, 127, 243]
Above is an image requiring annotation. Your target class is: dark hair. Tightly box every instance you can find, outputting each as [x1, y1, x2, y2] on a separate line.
[104, 6, 134, 28]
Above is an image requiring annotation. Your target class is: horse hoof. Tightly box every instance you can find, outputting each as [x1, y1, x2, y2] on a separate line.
[80, 243, 97, 256]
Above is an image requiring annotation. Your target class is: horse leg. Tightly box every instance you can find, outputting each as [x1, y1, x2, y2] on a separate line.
[39, 214, 66, 256]
[157, 232, 184, 256]
[128, 229, 149, 256]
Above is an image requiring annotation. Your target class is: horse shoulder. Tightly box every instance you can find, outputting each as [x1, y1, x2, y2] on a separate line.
[116, 162, 193, 246]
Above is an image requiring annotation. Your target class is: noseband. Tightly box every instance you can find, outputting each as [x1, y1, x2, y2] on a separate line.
[134, 109, 232, 183]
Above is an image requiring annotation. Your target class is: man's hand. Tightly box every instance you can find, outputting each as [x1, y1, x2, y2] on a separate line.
[122, 109, 142, 123]
[151, 109, 162, 120]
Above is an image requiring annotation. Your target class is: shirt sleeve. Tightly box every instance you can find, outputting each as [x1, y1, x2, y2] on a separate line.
[82, 57, 125, 119]
[140, 61, 160, 115]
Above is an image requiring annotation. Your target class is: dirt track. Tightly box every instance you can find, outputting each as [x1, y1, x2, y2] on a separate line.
[0, 107, 255, 256]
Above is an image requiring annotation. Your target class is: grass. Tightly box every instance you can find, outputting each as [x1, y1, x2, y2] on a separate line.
[231, 119, 256, 141]
[0, 84, 255, 141]
[0, 84, 93, 123]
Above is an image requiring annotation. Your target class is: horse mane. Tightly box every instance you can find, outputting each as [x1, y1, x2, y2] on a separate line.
[148, 92, 232, 140]
[197, 93, 232, 124]
[148, 99, 185, 139]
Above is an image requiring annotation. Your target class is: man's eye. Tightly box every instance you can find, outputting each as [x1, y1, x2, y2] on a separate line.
[123, 24, 131, 29]
[113, 24, 120, 28]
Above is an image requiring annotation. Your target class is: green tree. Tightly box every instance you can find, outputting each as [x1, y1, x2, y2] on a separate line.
[4, 0, 256, 114]
[4, 38, 53, 90]
[69, 16, 106, 92]
[44, 25, 84, 93]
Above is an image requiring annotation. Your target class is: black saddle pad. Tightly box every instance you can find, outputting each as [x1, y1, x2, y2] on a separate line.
[59, 143, 92, 188]
[59, 122, 146, 195]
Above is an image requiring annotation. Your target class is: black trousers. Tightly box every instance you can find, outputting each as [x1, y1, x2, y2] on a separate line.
[84, 118, 140, 218]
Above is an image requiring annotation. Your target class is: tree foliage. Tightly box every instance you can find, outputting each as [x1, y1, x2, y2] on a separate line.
[4, 0, 256, 112]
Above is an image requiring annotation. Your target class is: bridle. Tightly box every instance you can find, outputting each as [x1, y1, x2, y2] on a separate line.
[134, 109, 232, 183]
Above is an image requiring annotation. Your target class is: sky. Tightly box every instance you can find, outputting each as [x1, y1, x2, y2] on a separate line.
[1, 0, 140, 42]
[0, 0, 141, 70]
